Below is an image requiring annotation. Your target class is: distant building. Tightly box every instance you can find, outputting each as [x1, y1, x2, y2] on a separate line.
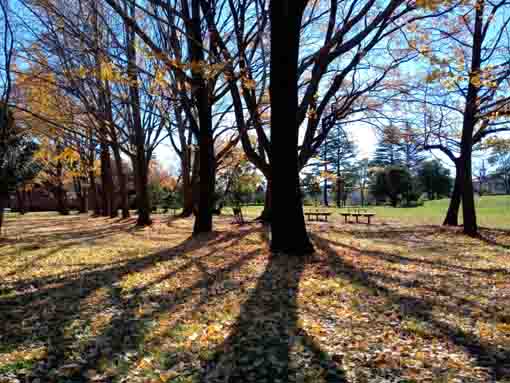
[473, 174, 509, 195]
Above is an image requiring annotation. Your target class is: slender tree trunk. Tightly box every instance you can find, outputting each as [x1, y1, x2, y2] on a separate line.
[256, 177, 272, 223]
[89, 170, 100, 216]
[270, 0, 313, 255]
[112, 145, 130, 219]
[125, 0, 151, 226]
[181, 151, 196, 218]
[443, 164, 462, 226]
[56, 184, 69, 215]
[100, 143, 115, 217]
[0, 185, 7, 234]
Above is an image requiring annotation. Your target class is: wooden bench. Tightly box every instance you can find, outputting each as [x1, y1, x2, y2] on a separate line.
[305, 211, 332, 222]
[341, 211, 375, 224]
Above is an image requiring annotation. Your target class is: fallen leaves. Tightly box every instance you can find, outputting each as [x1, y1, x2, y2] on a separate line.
[0, 214, 509, 382]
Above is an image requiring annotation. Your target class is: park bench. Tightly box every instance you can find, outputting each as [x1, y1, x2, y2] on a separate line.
[341, 208, 375, 225]
[232, 206, 245, 225]
[305, 211, 332, 222]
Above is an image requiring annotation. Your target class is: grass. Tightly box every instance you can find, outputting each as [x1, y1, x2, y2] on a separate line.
[0, 212, 509, 382]
[237, 195, 510, 229]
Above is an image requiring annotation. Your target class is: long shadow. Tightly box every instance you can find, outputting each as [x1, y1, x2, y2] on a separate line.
[326, 237, 509, 275]
[312, 233, 510, 381]
[202, 242, 347, 382]
[478, 228, 510, 250]
[0, 226, 261, 382]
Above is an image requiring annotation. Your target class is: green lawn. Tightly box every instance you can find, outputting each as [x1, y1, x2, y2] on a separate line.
[237, 195, 510, 229]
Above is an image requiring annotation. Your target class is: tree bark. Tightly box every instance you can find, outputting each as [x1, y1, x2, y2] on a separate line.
[443, 164, 462, 226]
[100, 143, 115, 217]
[181, 149, 197, 218]
[89, 170, 100, 216]
[133, 155, 151, 226]
[0, 186, 7, 234]
[270, 0, 314, 255]
[125, 0, 151, 226]
[16, 189, 26, 214]
[459, 1, 483, 237]
[112, 145, 130, 219]
[188, 0, 214, 236]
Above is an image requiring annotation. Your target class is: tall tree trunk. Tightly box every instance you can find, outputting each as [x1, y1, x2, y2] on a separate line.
[443, 163, 462, 226]
[181, 149, 196, 217]
[461, 143, 477, 235]
[125, 0, 151, 226]
[0, 185, 7, 234]
[335, 177, 342, 208]
[323, 142, 328, 206]
[133, 155, 151, 226]
[100, 143, 115, 217]
[56, 160, 69, 215]
[89, 170, 100, 216]
[16, 189, 26, 214]
[188, 0, 213, 235]
[55, 184, 69, 215]
[459, 1, 483, 237]
[270, 0, 314, 255]
[112, 145, 130, 219]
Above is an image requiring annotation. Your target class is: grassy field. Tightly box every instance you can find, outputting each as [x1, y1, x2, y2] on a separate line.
[237, 195, 510, 229]
[0, 212, 509, 382]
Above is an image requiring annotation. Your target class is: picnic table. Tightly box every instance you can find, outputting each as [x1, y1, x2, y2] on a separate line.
[340, 208, 375, 224]
[305, 211, 332, 222]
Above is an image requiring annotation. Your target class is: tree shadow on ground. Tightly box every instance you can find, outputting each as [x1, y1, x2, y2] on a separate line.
[311, 233, 510, 381]
[0, 225, 263, 382]
[203, 228, 347, 382]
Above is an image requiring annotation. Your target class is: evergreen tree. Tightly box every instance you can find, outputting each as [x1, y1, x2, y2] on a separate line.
[313, 124, 356, 206]
[417, 160, 452, 200]
[371, 125, 404, 166]
[401, 123, 425, 171]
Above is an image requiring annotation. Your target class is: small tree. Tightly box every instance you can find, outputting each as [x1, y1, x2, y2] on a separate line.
[0, 131, 40, 231]
[371, 125, 404, 167]
[372, 166, 412, 207]
[417, 160, 452, 200]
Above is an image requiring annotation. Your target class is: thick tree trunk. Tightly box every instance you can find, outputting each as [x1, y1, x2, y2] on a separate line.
[461, 144, 477, 235]
[56, 184, 69, 215]
[16, 189, 26, 214]
[459, 1, 482, 237]
[192, 110, 214, 234]
[270, 0, 314, 255]
[133, 155, 152, 226]
[443, 164, 462, 226]
[0, 188, 7, 234]
[112, 145, 130, 219]
[189, 0, 213, 236]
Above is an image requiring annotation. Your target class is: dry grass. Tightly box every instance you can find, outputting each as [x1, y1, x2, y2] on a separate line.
[0, 213, 509, 382]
